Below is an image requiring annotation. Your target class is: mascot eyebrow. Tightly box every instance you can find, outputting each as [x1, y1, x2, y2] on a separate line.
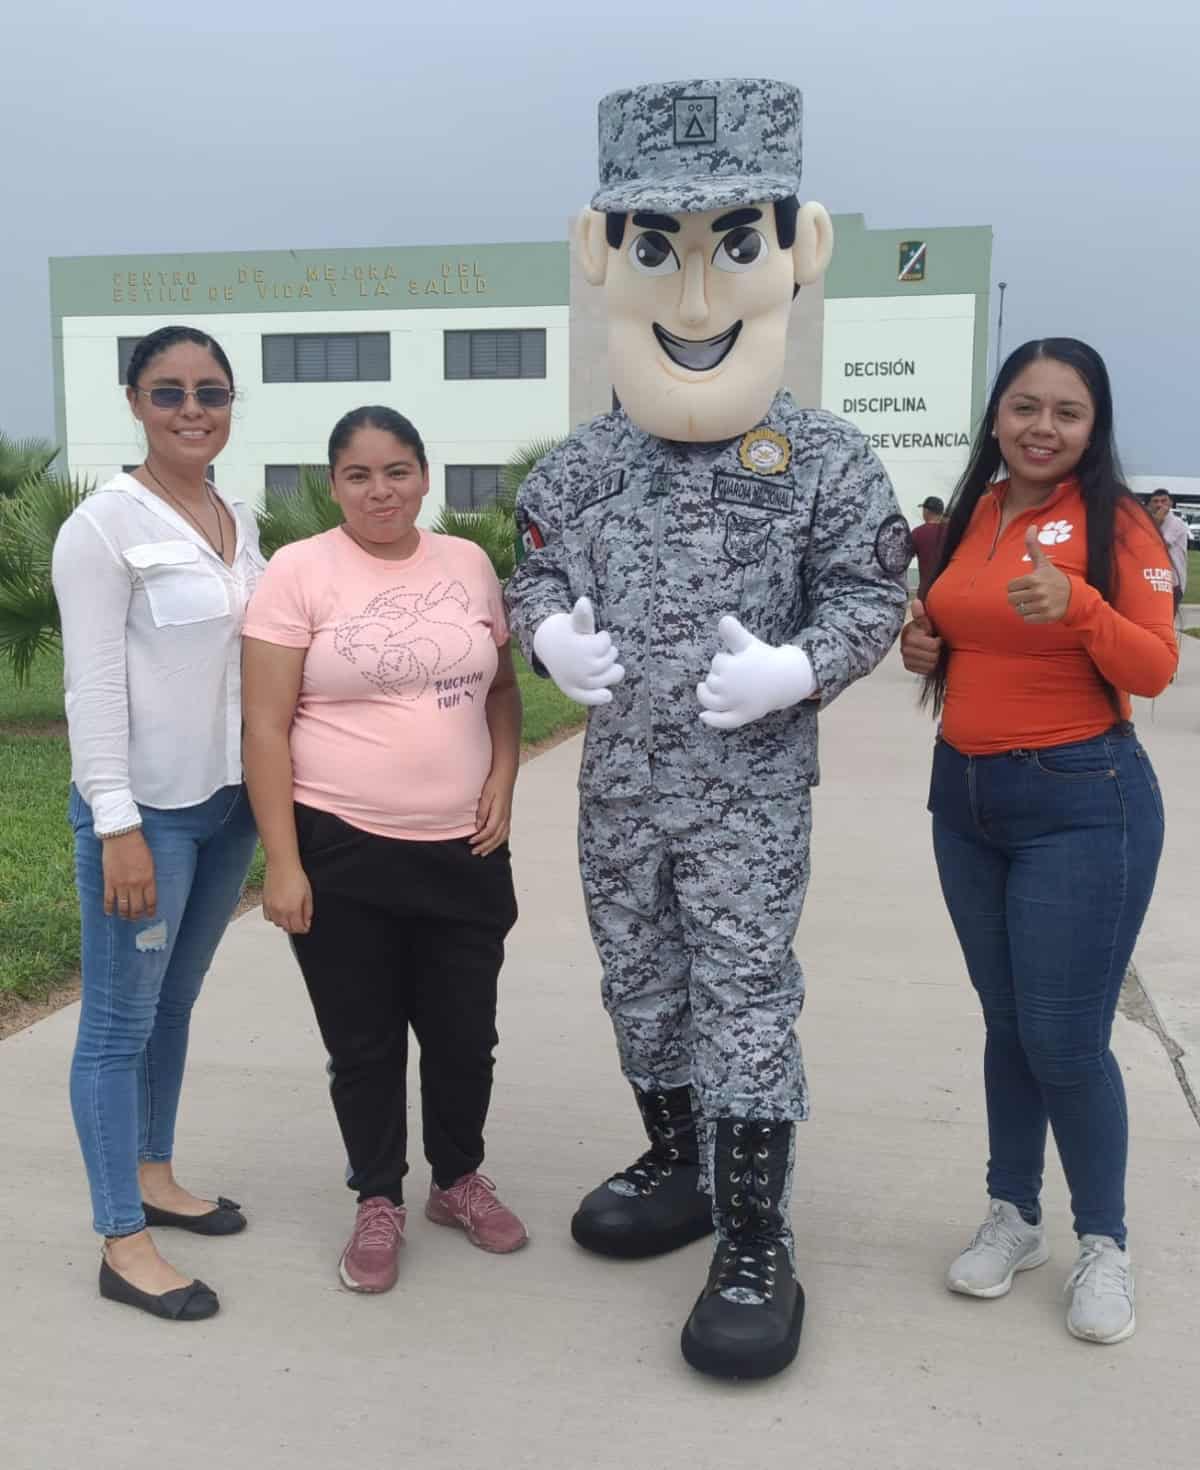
[632, 211, 680, 233]
[610, 199, 800, 252]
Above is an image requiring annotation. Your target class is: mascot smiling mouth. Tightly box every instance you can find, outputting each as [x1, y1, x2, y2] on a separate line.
[653, 321, 743, 373]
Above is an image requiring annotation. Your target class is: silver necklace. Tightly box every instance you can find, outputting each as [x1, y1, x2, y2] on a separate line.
[143, 461, 227, 562]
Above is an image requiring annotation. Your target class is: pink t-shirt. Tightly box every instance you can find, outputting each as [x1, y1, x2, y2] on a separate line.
[243, 528, 508, 841]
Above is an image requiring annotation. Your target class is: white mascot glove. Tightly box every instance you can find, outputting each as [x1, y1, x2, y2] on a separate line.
[696, 615, 816, 731]
[532, 596, 625, 707]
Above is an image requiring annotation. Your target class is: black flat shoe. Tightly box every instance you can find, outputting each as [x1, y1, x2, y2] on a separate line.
[141, 1196, 246, 1236]
[99, 1257, 219, 1321]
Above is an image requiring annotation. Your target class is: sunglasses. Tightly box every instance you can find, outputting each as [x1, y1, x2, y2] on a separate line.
[138, 386, 234, 409]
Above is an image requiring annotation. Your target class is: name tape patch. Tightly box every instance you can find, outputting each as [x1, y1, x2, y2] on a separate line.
[576, 468, 625, 515]
[712, 471, 794, 515]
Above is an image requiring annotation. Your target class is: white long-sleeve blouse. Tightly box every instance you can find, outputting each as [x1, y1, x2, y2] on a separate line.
[51, 473, 264, 837]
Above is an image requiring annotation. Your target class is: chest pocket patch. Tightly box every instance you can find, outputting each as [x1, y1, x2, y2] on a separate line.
[122, 540, 230, 627]
[723, 512, 773, 567]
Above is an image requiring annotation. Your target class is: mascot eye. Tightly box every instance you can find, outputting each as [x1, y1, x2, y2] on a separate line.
[629, 231, 680, 276]
[713, 227, 768, 273]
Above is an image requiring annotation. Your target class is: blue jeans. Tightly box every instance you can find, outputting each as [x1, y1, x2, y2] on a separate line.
[929, 725, 1164, 1248]
[68, 784, 258, 1237]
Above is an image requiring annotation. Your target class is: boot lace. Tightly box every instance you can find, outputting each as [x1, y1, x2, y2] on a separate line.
[609, 1093, 681, 1195]
[716, 1123, 781, 1303]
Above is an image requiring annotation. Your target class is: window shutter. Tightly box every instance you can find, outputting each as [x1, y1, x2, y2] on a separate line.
[444, 332, 470, 380]
[323, 335, 356, 382]
[445, 466, 470, 510]
[470, 332, 500, 378]
[265, 465, 301, 495]
[295, 336, 327, 382]
[520, 329, 546, 379]
[262, 336, 296, 383]
[493, 332, 521, 377]
[472, 467, 501, 508]
[357, 334, 390, 381]
[117, 337, 143, 385]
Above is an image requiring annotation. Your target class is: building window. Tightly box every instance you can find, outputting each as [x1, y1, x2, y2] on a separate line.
[117, 337, 142, 384]
[444, 465, 503, 511]
[264, 464, 330, 496]
[444, 330, 546, 380]
[262, 333, 391, 383]
[265, 465, 301, 495]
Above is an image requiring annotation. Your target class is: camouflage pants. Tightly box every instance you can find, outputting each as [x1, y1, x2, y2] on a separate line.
[578, 789, 811, 1125]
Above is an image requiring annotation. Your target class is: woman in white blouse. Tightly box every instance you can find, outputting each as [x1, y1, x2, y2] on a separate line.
[52, 326, 263, 1321]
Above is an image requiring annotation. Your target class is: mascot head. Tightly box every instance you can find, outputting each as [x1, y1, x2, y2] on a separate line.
[575, 78, 833, 444]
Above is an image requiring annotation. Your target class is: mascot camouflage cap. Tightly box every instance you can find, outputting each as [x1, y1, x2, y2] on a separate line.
[591, 77, 803, 214]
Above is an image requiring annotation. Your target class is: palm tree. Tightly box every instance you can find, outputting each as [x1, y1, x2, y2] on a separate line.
[0, 471, 90, 684]
[256, 466, 343, 558]
[498, 436, 564, 514]
[431, 504, 517, 582]
[433, 436, 566, 583]
[0, 434, 59, 499]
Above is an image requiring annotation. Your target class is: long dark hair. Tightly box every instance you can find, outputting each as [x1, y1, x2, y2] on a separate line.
[923, 337, 1149, 715]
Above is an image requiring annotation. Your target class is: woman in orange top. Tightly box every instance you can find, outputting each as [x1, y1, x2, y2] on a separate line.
[901, 338, 1175, 1346]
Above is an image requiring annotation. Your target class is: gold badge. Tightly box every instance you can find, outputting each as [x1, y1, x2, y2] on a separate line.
[739, 428, 791, 476]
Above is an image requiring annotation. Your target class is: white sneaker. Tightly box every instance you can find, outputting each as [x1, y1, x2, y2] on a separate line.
[1066, 1235, 1135, 1344]
[946, 1199, 1049, 1298]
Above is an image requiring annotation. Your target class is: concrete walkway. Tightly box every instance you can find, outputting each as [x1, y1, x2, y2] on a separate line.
[3, 645, 1199, 1470]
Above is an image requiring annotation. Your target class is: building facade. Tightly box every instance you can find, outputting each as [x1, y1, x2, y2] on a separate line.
[50, 243, 570, 520]
[50, 214, 990, 521]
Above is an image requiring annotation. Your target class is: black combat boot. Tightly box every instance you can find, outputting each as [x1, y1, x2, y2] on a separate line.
[570, 1084, 713, 1258]
[680, 1118, 804, 1379]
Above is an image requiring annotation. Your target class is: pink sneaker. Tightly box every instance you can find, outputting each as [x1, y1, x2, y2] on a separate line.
[338, 1197, 406, 1293]
[426, 1172, 529, 1254]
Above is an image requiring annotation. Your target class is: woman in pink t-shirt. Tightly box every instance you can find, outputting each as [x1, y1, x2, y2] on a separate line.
[242, 406, 527, 1293]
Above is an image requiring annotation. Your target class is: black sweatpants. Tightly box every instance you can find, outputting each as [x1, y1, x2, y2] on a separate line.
[290, 803, 518, 1205]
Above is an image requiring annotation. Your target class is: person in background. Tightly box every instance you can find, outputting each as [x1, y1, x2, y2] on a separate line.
[52, 325, 262, 1322]
[241, 405, 527, 1298]
[911, 495, 948, 600]
[901, 338, 1176, 1346]
[1146, 489, 1188, 610]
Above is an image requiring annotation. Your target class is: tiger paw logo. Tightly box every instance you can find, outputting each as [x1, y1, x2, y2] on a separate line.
[1023, 519, 1074, 560]
[333, 581, 474, 700]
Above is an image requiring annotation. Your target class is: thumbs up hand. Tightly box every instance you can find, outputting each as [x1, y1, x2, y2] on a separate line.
[696, 615, 816, 730]
[900, 597, 943, 676]
[532, 596, 625, 705]
[1007, 526, 1072, 624]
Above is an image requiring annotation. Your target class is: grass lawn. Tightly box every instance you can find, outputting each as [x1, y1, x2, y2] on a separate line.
[0, 646, 581, 1006]
[1185, 550, 1200, 604]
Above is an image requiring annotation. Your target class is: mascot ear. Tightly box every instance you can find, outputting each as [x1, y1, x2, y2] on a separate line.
[792, 202, 834, 287]
[575, 208, 610, 287]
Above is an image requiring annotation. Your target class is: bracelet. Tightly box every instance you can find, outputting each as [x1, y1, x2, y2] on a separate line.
[99, 823, 143, 841]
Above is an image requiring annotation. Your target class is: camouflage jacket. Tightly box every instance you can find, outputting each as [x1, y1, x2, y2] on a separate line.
[505, 391, 909, 798]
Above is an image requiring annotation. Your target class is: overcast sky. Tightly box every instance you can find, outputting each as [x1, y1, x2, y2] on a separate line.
[3, 0, 1197, 473]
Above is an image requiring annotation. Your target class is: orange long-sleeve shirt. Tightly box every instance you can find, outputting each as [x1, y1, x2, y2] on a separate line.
[926, 479, 1178, 755]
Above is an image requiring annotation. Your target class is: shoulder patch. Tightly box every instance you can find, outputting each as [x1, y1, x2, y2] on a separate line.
[874, 514, 914, 578]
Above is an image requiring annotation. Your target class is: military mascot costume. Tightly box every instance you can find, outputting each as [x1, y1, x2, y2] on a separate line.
[506, 78, 910, 1379]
